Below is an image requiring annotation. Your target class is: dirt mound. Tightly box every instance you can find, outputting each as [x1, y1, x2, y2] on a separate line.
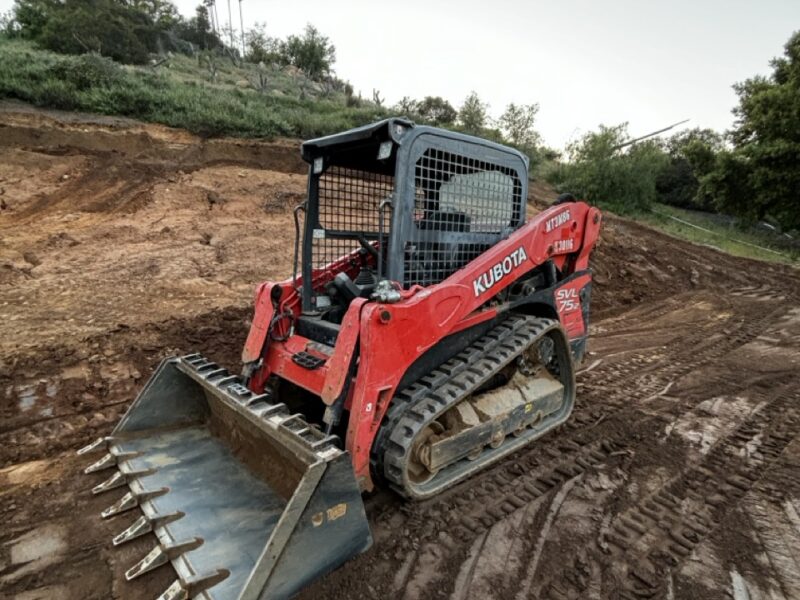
[0, 105, 310, 358]
[2, 105, 799, 600]
[0, 100, 306, 176]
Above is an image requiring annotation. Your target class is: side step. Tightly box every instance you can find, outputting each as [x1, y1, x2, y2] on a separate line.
[78, 354, 371, 600]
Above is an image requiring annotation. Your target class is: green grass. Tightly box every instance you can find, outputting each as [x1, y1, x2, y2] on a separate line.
[0, 38, 390, 138]
[637, 202, 799, 265]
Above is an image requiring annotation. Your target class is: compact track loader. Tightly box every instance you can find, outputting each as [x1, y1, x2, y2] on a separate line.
[79, 118, 601, 599]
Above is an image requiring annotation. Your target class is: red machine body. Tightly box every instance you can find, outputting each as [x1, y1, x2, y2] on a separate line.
[243, 201, 601, 490]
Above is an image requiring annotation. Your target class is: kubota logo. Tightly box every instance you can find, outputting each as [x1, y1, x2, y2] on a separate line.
[473, 246, 528, 297]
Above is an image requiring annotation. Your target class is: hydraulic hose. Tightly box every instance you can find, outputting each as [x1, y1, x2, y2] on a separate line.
[292, 202, 307, 293]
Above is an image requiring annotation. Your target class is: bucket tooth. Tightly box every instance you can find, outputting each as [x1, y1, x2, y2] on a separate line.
[77, 436, 113, 456]
[113, 511, 184, 546]
[92, 470, 125, 494]
[92, 467, 156, 495]
[155, 580, 187, 600]
[102, 491, 137, 518]
[155, 569, 230, 600]
[84, 452, 116, 474]
[84, 450, 141, 475]
[126, 545, 168, 580]
[102, 488, 168, 518]
[110, 448, 142, 460]
[204, 368, 228, 379]
[184, 569, 230, 597]
[126, 537, 204, 581]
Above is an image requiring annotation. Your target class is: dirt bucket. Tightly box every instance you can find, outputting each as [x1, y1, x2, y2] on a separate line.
[78, 354, 371, 600]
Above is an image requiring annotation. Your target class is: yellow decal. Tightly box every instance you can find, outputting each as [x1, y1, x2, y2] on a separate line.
[525, 403, 533, 413]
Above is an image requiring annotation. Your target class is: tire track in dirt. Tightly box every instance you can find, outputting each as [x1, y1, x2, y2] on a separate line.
[359, 291, 793, 599]
[672, 434, 800, 599]
[542, 382, 800, 600]
[501, 293, 800, 600]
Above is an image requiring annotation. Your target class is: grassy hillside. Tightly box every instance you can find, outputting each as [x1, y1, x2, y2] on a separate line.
[0, 37, 389, 138]
[641, 203, 799, 265]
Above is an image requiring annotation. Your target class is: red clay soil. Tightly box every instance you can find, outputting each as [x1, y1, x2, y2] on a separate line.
[1, 103, 799, 600]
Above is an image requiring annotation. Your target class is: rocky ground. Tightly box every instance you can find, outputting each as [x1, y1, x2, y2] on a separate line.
[1, 102, 798, 600]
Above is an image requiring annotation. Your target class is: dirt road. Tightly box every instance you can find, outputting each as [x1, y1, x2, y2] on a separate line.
[1, 103, 799, 600]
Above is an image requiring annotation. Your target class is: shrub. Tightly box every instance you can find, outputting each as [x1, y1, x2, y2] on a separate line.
[12, 0, 223, 64]
[46, 53, 122, 90]
[278, 24, 335, 80]
[656, 128, 723, 211]
[28, 0, 154, 64]
[548, 124, 669, 213]
[0, 39, 390, 139]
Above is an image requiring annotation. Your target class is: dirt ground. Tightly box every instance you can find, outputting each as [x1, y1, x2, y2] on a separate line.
[1, 102, 799, 600]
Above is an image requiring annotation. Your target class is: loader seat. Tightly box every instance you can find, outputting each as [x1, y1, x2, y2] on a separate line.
[405, 210, 472, 285]
[417, 209, 471, 233]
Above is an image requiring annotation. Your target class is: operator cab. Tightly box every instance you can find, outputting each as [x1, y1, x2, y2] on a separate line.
[295, 118, 529, 346]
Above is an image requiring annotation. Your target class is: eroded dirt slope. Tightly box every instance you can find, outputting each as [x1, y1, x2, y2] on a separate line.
[1, 104, 799, 600]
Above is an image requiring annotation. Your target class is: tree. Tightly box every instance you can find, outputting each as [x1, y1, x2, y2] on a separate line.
[699, 151, 755, 222]
[12, 0, 59, 40]
[12, 0, 227, 62]
[36, 0, 156, 64]
[394, 96, 418, 117]
[244, 22, 279, 63]
[458, 91, 488, 134]
[416, 96, 457, 126]
[174, 4, 224, 51]
[1, 10, 18, 35]
[702, 31, 800, 230]
[656, 128, 723, 210]
[127, 0, 180, 28]
[499, 102, 541, 151]
[13, 0, 168, 63]
[549, 123, 669, 212]
[279, 24, 335, 79]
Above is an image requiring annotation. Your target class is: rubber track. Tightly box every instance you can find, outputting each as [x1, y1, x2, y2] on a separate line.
[377, 314, 560, 499]
[370, 314, 525, 482]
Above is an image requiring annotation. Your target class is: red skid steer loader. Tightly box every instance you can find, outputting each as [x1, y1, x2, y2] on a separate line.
[78, 118, 601, 599]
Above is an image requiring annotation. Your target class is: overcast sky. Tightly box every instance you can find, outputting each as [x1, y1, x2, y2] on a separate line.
[2, 0, 798, 149]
